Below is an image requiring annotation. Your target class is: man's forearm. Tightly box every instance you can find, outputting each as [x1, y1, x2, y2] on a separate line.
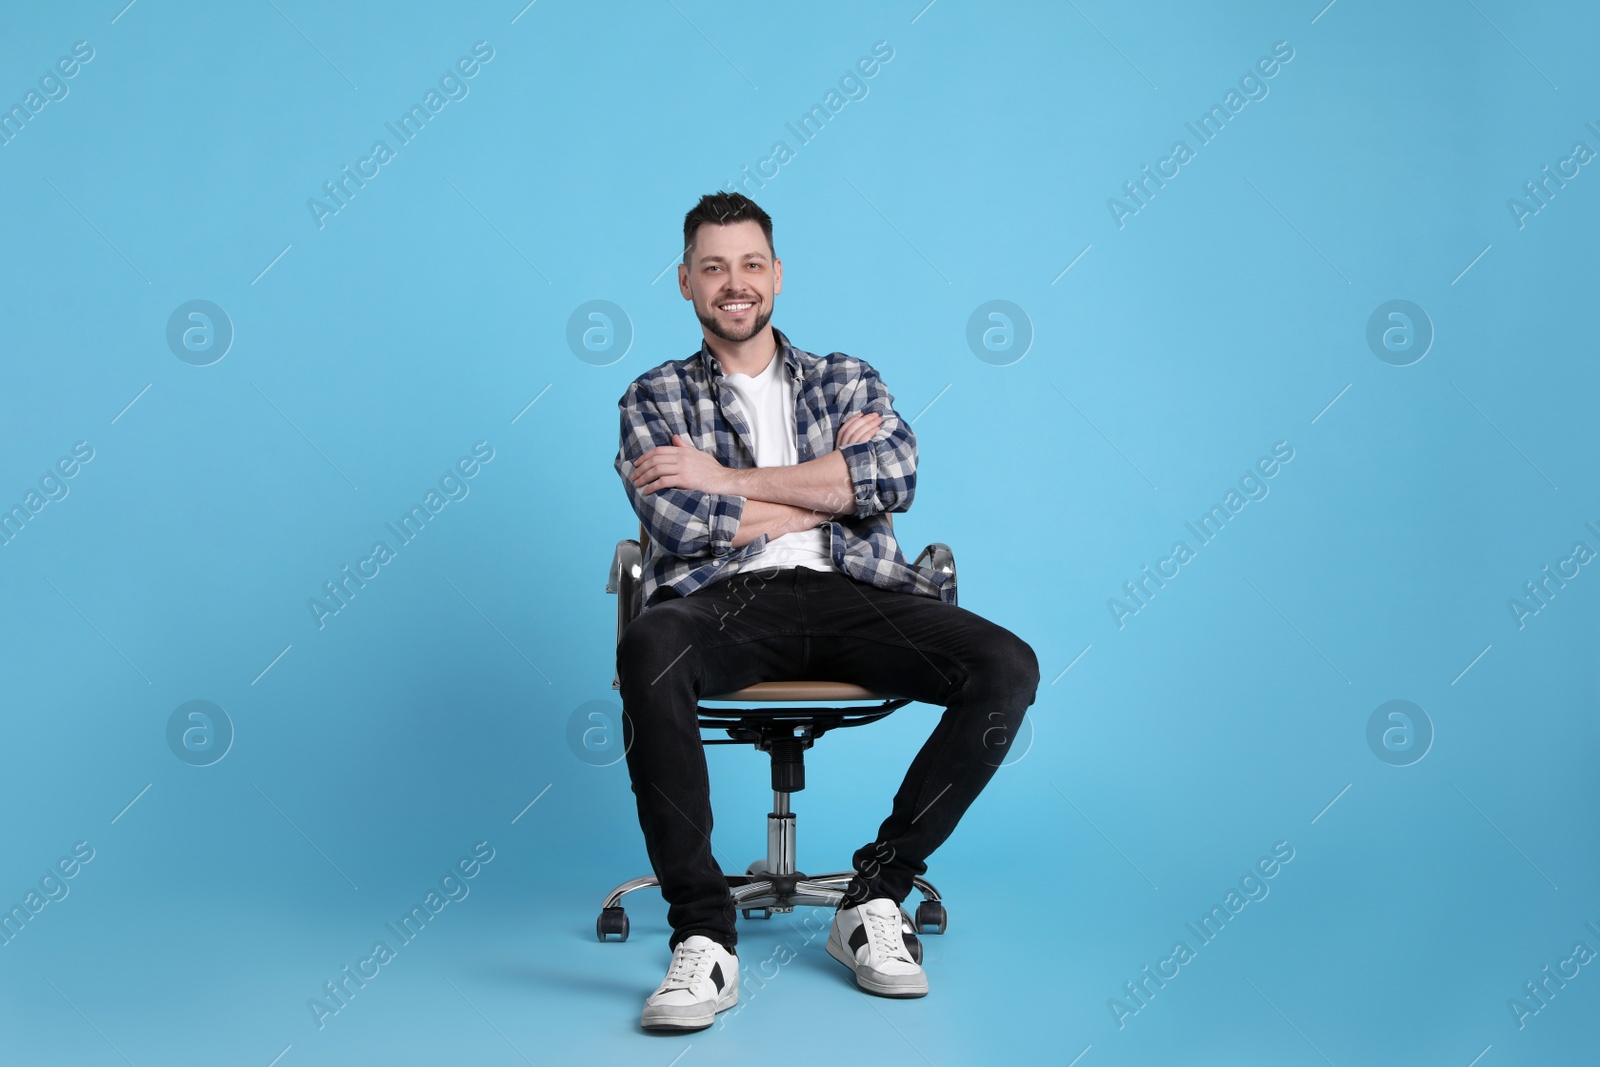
[725, 450, 856, 515]
[730, 497, 845, 550]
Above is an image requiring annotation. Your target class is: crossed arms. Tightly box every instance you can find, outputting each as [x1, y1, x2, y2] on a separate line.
[634, 423, 873, 551]
[615, 362, 918, 559]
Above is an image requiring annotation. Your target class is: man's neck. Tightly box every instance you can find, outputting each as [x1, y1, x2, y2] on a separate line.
[706, 326, 778, 378]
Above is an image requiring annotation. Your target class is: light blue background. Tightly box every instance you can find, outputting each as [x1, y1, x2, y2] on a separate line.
[1, 1, 1595, 1064]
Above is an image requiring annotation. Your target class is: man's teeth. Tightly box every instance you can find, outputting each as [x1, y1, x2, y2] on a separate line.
[720, 302, 753, 312]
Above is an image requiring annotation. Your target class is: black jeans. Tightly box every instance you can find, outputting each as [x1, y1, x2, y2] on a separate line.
[617, 564, 1040, 952]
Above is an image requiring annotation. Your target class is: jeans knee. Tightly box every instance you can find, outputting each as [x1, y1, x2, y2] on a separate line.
[617, 606, 701, 691]
[972, 631, 1039, 706]
[1016, 637, 1040, 696]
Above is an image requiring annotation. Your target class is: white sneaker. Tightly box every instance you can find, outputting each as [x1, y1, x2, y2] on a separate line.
[640, 935, 739, 1030]
[826, 897, 928, 997]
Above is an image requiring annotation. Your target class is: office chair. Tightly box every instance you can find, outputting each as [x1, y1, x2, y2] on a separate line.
[597, 515, 958, 954]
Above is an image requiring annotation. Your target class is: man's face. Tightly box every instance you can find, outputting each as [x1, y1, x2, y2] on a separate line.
[679, 219, 782, 344]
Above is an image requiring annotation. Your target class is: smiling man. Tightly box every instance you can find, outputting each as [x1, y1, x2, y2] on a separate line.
[613, 192, 1039, 1030]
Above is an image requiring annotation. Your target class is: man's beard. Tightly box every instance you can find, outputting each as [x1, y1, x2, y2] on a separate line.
[696, 299, 772, 343]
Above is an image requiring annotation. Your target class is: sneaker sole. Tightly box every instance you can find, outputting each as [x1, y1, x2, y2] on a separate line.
[640, 987, 738, 1030]
[825, 930, 929, 998]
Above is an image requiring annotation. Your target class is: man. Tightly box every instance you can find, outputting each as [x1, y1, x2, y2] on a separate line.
[614, 192, 1039, 1030]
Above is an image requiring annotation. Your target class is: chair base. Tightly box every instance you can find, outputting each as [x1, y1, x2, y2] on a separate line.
[597, 868, 945, 941]
[600, 869, 943, 913]
[598, 789, 948, 942]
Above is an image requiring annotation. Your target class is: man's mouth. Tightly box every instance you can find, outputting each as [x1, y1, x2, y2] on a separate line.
[718, 300, 756, 316]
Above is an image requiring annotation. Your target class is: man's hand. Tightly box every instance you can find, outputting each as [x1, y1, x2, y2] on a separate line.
[836, 410, 882, 447]
[630, 434, 733, 496]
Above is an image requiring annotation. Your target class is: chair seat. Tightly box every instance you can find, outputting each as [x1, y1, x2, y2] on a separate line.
[704, 680, 891, 703]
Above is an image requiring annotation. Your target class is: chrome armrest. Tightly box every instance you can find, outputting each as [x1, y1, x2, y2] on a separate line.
[608, 539, 642, 689]
[913, 542, 957, 608]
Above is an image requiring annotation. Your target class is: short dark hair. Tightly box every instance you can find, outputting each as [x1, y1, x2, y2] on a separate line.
[682, 192, 774, 266]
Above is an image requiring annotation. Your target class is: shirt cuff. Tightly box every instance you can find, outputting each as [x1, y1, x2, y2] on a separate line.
[838, 440, 877, 518]
[707, 493, 746, 556]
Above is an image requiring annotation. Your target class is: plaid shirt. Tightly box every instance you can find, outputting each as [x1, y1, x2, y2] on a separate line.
[615, 326, 955, 612]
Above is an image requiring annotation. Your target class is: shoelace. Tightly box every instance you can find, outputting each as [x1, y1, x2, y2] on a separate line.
[661, 942, 713, 990]
[862, 907, 913, 964]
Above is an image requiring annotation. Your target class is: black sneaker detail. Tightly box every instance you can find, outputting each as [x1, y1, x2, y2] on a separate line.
[848, 924, 870, 954]
[710, 962, 725, 992]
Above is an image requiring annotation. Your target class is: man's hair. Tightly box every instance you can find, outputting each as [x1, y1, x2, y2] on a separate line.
[682, 192, 774, 266]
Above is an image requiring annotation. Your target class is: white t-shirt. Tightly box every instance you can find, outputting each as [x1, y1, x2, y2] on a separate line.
[720, 352, 838, 574]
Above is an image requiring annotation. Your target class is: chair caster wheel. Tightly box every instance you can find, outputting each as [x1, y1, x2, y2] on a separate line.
[597, 906, 629, 942]
[741, 907, 772, 920]
[915, 900, 947, 934]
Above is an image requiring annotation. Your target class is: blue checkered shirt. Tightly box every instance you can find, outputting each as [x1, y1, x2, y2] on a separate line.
[615, 326, 955, 612]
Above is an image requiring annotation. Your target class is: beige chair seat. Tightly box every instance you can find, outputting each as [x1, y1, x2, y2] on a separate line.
[706, 680, 889, 702]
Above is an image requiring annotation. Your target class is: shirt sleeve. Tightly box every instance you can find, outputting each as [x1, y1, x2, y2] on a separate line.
[616, 381, 746, 559]
[834, 361, 917, 518]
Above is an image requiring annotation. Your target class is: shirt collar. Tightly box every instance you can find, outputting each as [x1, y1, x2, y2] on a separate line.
[698, 326, 804, 387]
